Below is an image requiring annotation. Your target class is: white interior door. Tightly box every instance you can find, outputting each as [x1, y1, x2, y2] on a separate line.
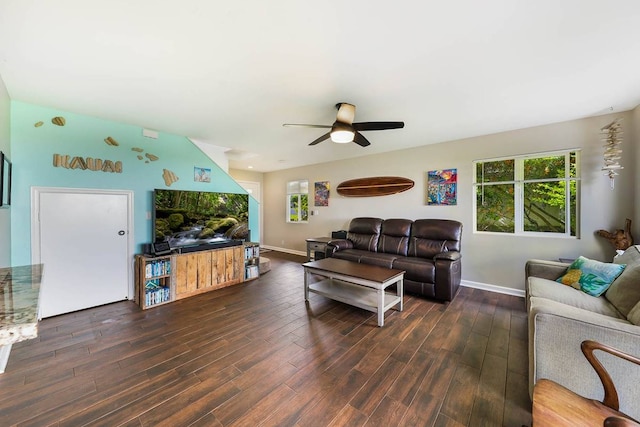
[34, 188, 132, 318]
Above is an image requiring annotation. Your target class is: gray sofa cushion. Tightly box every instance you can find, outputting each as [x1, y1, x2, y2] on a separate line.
[525, 259, 569, 282]
[528, 277, 625, 319]
[628, 300, 640, 325]
[606, 245, 640, 316]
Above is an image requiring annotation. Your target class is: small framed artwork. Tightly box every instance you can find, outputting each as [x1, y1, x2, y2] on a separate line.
[314, 181, 330, 207]
[194, 167, 211, 183]
[0, 151, 11, 207]
[427, 168, 457, 206]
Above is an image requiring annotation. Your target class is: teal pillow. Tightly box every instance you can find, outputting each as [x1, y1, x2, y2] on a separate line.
[556, 256, 626, 297]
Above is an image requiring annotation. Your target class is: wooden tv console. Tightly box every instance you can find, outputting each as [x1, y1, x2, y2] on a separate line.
[135, 244, 248, 310]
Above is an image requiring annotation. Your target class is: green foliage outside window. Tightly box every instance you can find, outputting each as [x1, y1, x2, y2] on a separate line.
[288, 194, 308, 222]
[476, 183, 515, 232]
[475, 151, 579, 236]
[287, 180, 309, 223]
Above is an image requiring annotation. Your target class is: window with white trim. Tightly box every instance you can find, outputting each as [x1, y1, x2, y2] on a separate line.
[473, 150, 580, 236]
[286, 179, 308, 223]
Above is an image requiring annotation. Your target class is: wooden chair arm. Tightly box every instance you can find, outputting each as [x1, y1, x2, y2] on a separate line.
[581, 340, 640, 411]
[604, 416, 640, 427]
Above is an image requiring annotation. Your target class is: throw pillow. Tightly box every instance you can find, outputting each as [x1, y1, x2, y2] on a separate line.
[556, 256, 626, 297]
[605, 245, 640, 316]
[558, 269, 582, 289]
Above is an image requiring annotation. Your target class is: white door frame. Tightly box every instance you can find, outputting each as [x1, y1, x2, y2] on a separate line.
[31, 187, 135, 302]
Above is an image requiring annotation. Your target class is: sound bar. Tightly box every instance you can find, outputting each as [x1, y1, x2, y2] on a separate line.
[175, 239, 243, 254]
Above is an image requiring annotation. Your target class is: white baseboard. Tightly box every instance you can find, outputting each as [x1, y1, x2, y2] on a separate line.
[461, 280, 525, 298]
[259, 246, 526, 298]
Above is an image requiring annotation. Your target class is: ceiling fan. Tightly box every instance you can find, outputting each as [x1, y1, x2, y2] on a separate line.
[283, 102, 404, 147]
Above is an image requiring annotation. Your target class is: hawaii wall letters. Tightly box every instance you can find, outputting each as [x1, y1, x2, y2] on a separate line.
[53, 153, 122, 173]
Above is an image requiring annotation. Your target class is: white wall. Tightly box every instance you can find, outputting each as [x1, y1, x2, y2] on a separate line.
[190, 139, 230, 172]
[229, 169, 264, 186]
[0, 73, 10, 267]
[262, 111, 637, 293]
[229, 168, 265, 244]
[633, 105, 640, 230]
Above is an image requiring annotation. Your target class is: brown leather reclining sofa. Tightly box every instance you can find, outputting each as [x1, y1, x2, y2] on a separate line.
[325, 217, 463, 301]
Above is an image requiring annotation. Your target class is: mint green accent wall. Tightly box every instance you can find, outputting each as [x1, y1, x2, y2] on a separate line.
[10, 101, 258, 265]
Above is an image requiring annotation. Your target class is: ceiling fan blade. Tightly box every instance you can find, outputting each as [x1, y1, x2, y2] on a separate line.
[283, 123, 332, 129]
[353, 121, 405, 131]
[336, 103, 356, 124]
[309, 132, 331, 146]
[353, 132, 371, 147]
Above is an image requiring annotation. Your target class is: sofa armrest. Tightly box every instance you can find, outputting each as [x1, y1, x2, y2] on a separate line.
[528, 297, 640, 420]
[434, 251, 461, 262]
[433, 252, 462, 301]
[325, 239, 353, 257]
[526, 259, 569, 281]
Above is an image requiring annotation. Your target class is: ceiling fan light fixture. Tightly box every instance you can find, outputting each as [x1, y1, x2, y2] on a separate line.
[330, 122, 355, 143]
[284, 102, 404, 147]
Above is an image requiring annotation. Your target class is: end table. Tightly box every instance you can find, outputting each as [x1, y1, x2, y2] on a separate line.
[305, 237, 332, 261]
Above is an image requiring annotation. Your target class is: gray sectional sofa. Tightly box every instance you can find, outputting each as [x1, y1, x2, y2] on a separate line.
[525, 246, 640, 420]
[325, 217, 462, 301]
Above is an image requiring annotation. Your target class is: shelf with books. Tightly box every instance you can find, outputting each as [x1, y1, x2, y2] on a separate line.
[144, 279, 171, 306]
[244, 242, 260, 281]
[135, 254, 174, 309]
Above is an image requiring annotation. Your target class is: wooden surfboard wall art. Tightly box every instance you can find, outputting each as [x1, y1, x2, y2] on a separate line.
[336, 176, 415, 197]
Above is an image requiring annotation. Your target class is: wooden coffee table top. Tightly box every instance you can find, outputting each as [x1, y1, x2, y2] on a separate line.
[302, 258, 404, 283]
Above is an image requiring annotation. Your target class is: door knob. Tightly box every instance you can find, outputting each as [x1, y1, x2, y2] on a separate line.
[118, 230, 126, 235]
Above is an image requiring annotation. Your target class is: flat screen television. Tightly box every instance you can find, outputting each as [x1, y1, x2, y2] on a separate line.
[153, 189, 249, 250]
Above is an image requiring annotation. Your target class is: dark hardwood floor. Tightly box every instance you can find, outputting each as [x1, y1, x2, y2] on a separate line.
[0, 251, 532, 426]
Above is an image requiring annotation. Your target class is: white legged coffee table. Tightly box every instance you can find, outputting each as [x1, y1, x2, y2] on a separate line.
[303, 258, 404, 327]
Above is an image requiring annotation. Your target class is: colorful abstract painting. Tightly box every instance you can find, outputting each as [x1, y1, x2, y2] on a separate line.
[427, 169, 457, 205]
[314, 181, 330, 206]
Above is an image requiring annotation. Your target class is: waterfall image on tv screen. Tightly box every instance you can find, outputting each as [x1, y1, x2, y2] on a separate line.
[154, 189, 249, 248]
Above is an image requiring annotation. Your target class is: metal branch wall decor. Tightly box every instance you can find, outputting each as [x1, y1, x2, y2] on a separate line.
[601, 118, 623, 189]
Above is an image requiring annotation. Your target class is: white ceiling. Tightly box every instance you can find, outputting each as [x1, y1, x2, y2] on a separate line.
[1, 0, 639, 172]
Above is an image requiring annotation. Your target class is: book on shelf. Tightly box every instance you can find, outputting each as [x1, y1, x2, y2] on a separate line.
[244, 245, 259, 260]
[145, 259, 171, 278]
[245, 264, 259, 280]
[145, 286, 170, 306]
